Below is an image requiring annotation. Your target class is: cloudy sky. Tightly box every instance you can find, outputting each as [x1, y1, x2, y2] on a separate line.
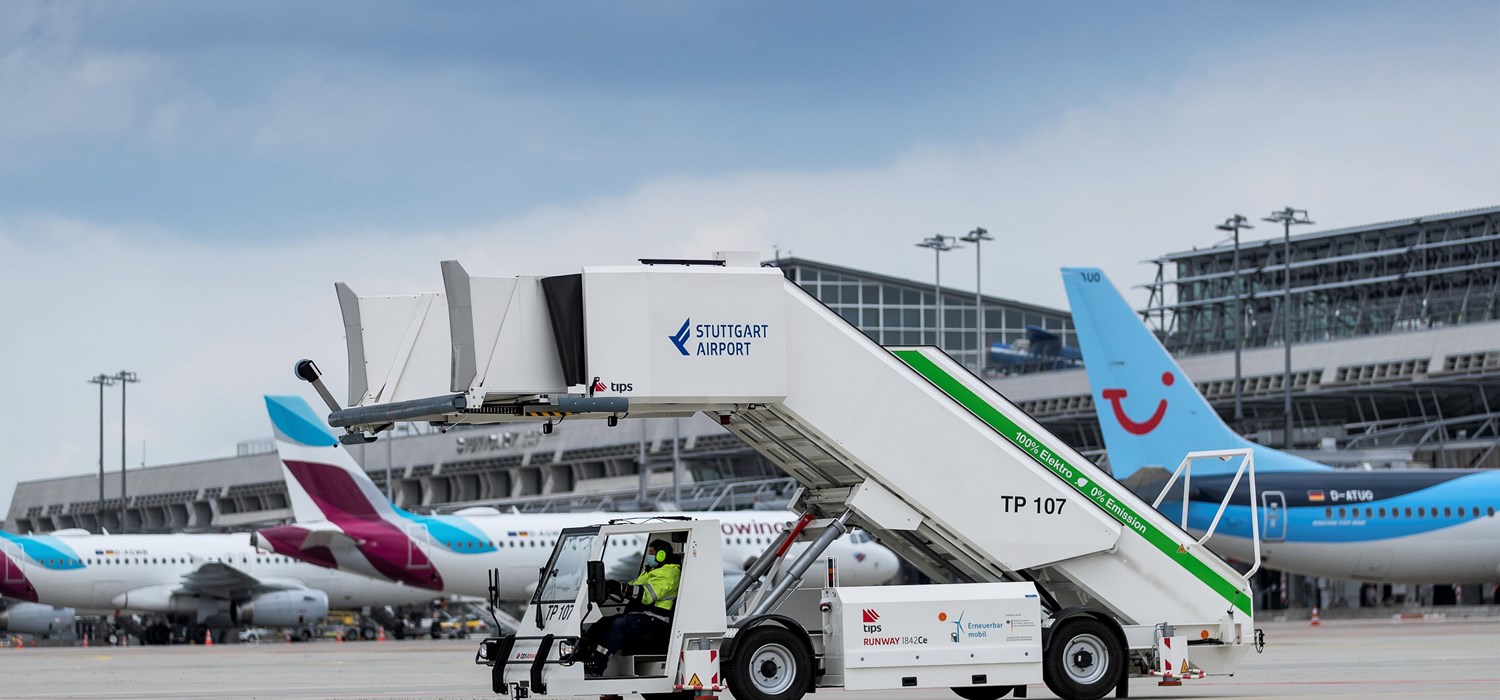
[2, 1, 1497, 516]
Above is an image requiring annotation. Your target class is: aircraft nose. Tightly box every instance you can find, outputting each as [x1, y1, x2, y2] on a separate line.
[875, 545, 901, 583]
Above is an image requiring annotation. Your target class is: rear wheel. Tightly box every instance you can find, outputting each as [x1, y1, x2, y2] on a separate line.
[724, 625, 811, 700]
[951, 687, 1013, 699]
[1043, 618, 1124, 700]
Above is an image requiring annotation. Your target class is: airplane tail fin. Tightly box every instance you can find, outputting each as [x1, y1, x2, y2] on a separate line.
[265, 395, 397, 524]
[1060, 268, 1259, 479]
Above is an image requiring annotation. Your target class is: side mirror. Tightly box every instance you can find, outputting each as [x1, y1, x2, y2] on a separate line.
[586, 560, 607, 605]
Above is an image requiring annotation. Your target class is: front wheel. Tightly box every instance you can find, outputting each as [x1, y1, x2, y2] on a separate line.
[1043, 618, 1124, 700]
[724, 626, 811, 700]
[951, 687, 1013, 699]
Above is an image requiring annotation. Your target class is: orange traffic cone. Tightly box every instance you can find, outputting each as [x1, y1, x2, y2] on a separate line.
[1310, 606, 1321, 627]
[205, 630, 213, 647]
[337, 631, 344, 643]
[82, 635, 89, 648]
[14, 636, 22, 649]
[377, 626, 386, 642]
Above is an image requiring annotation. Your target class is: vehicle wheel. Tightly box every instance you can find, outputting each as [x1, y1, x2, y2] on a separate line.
[1043, 618, 1124, 700]
[148, 624, 171, 645]
[297, 627, 313, 643]
[393, 625, 406, 641]
[361, 626, 377, 641]
[430, 621, 441, 640]
[951, 687, 1013, 699]
[724, 625, 811, 700]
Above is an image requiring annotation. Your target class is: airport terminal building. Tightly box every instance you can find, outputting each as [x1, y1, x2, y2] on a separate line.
[9, 206, 1499, 604]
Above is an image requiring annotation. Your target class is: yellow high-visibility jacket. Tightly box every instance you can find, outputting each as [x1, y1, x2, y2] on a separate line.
[629, 563, 681, 612]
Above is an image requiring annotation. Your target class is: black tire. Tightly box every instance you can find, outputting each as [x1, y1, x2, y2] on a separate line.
[296, 627, 313, 643]
[1043, 618, 1124, 700]
[951, 687, 1013, 700]
[724, 625, 811, 700]
[361, 626, 377, 641]
[147, 624, 171, 646]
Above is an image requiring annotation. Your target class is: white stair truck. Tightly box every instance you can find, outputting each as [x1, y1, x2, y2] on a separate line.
[298, 253, 1265, 699]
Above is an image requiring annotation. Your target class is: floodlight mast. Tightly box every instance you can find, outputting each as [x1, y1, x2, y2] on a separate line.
[1214, 215, 1253, 427]
[86, 373, 115, 531]
[1262, 207, 1314, 449]
[960, 226, 994, 371]
[914, 234, 961, 352]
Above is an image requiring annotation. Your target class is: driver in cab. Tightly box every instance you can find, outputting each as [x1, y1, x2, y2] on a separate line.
[579, 539, 681, 676]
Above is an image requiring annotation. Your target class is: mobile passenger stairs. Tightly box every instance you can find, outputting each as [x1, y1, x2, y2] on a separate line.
[297, 252, 1264, 700]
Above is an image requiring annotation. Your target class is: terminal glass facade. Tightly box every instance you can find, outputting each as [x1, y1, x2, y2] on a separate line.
[770, 258, 1074, 372]
[1150, 207, 1500, 355]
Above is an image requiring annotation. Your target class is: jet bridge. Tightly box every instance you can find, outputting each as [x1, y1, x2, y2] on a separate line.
[317, 252, 1256, 679]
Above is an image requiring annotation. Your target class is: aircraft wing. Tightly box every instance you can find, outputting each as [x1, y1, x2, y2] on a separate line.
[176, 561, 302, 600]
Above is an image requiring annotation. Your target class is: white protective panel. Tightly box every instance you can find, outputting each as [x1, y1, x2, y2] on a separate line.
[347, 292, 453, 406]
[467, 274, 569, 397]
[581, 265, 788, 403]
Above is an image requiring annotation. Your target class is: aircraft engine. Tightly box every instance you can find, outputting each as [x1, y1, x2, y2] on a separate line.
[231, 589, 329, 627]
[0, 602, 76, 635]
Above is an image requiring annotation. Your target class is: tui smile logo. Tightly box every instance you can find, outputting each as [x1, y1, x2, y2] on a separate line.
[1101, 372, 1174, 435]
[669, 319, 692, 356]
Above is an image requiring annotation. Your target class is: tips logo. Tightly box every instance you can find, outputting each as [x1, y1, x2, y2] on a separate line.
[591, 378, 607, 393]
[669, 318, 692, 356]
[861, 609, 880, 624]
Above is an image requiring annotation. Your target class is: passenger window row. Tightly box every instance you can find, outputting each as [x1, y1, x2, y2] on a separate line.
[1323, 505, 1496, 519]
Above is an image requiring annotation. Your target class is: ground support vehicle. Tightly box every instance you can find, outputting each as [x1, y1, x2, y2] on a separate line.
[477, 517, 1061, 700]
[308, 252, 1266, 699]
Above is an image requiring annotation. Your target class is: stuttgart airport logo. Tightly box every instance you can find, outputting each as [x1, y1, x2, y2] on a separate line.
[669, 319, 692, 356]
[667, 318, 771, 357]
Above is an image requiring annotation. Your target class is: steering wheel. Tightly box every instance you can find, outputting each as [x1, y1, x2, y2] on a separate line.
[603, 580, 634, 606]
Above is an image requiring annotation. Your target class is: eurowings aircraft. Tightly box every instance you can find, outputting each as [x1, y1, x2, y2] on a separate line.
[1061, 267, 1500, 583]
[253, 395, 900, 600]
[0, 528, 433, 643]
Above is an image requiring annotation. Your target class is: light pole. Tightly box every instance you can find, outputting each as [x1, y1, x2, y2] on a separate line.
[1263, 207, 1314, 449]
[960, 226, 993, 370]
[86, 373, 115, 531]
[113, 371, 139, 532]
[915, 234, 961, 351]
[1215, 216, 1253, 428]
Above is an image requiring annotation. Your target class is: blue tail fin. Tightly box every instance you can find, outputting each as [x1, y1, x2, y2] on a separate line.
[1061, 267, 1328, 479]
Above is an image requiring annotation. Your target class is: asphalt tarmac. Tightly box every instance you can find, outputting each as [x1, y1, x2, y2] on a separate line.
[0, 618, 1495, 699]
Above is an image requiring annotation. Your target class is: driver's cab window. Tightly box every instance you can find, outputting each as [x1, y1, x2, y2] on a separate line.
[580, 530, 689, 629]
[536, 532, 596, 604]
